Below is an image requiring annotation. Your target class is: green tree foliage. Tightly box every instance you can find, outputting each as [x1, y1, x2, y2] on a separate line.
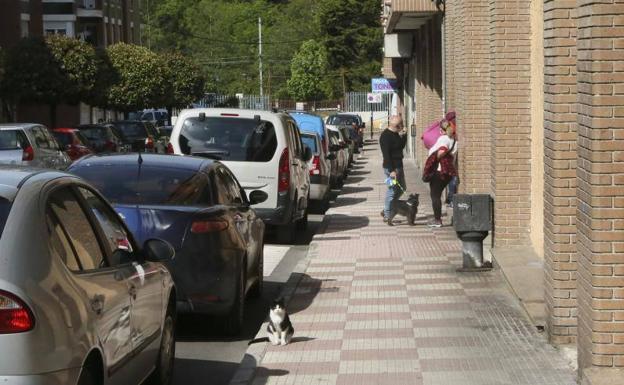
[160, 52, 206, 117]
[317, 0, 383, 93]
[0, 35, 98, 125]
[287, 40, 329, 101]
[105, 43, 168, 112]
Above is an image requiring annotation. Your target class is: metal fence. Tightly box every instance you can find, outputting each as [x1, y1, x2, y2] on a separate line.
[344, 92, 393, 113]
[194, 94, 271, 110]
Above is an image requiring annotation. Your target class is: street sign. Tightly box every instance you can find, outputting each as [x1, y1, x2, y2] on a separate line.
[371, 78, 398, 93]
[367, 93, 383, 104]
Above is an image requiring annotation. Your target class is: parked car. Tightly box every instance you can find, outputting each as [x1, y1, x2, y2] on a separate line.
[337, 126, 356, 164]
[111, 120, 166, 153]
[0, 124, 70, 169]
[300, 131, 334, 209]
[69, 153, 267, 334]
[168, 109, 312, 244]
[288, 111, 330, 154]
[52, 128, 94, 161]
[328, 128, 349, 184]
[326, 113, 364, 152]
[0, 167, 176, 385]
[140, 108, 169, 126]
[76, 123, 126, 153]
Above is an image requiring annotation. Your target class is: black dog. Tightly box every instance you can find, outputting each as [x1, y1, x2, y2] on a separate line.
[387, 193, 419, 226]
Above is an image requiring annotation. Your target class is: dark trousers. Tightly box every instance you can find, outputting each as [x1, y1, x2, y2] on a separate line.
[429, 173, 450, 220]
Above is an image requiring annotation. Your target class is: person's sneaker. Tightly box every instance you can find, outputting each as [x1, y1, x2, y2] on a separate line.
[427, 219, 442, 228]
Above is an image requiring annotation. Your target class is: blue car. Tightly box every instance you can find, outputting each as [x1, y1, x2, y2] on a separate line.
[69, 153, 267, 334]
[289, 111, 330, 154]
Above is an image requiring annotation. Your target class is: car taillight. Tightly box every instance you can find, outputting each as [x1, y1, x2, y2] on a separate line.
[0, 291, 34, 334]
[22, 146, 34, 161]
[191, 220, 229, 233]
[145, 137, 154, 150]
[166, 143, 174, 154]
[310, 155, 321, 176]
[278, 148, 290, 193]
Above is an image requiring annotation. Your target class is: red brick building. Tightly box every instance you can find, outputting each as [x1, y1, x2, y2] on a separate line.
[382, 0, 624, 382]
[0, 0, 144, 126]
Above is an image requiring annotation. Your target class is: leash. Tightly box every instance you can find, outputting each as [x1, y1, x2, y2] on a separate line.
[385, 177, 407, 194]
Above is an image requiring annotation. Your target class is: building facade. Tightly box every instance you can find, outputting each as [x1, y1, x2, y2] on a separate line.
[0, 0, 145, 126]
[382, 0, 624, 382]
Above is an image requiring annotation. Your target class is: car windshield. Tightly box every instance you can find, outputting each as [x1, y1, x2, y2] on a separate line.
[327, 115, 358, 126]
[52, 132, 72, 147]
[114, 122, 147, 139]
[301, 134, 318, 153]
[179, 117, 277, 162]
[80, 127, 107, 141]
[71, 165, 207, 206]
[155, 112, 168, 120]
[0, 130, 29, 150]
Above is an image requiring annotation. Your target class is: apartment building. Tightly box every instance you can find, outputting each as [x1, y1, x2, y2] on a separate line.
[381, 1, 624, 383]
[0, 1, 145, 125]
[0, 0, 43, 49]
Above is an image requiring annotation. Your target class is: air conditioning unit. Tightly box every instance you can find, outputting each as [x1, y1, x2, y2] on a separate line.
[84, 0, 96, 9]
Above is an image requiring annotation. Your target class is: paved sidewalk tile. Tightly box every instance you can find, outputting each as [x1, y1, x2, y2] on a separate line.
[245, 141, 576, 385]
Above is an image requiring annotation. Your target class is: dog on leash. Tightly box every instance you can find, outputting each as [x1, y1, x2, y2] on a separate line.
[381, 193, 419, 226]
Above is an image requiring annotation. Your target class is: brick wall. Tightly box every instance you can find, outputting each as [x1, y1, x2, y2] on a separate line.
[488, 0, 532, 247]
[543, 0, 578, 345]
[576, 0, 624, 373]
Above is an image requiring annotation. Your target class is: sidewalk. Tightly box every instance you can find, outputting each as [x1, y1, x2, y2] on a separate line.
[232, 141, 577, 385]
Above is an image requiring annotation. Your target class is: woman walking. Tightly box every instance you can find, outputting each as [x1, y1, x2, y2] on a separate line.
[427, 119, 457, 228]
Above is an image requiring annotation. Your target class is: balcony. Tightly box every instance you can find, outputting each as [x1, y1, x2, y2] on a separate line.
[77, 0, 103, 18]
[384, 0, 441, 34]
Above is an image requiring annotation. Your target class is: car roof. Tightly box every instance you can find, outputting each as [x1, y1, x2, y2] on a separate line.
[177, 108, 289, 122]
[71, 153, 216, 172]
[77, 124, 110, 129]
[0, 123, 41, 131]
[0, 166, 69, 201]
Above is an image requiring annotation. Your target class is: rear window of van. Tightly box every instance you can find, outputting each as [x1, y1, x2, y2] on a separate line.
[179, 117, 277, 162]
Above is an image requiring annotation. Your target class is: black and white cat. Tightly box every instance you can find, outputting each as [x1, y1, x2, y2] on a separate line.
[267, 298, 294, 346]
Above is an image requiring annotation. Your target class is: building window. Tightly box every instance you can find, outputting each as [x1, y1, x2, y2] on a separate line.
[45, 29, 67, 36]
[20, 20, 29, 38]
[42, 3, 74, 14]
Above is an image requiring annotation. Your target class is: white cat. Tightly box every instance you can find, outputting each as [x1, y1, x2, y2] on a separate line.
[266, 298, 294, 346]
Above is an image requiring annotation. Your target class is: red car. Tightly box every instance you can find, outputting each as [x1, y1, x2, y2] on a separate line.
[51, 128, 94, 161]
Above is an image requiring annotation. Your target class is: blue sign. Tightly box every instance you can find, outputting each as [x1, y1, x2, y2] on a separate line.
[371, 78, 398, 93]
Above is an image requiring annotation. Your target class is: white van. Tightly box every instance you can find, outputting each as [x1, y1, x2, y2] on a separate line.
[169, 109, 312, 243]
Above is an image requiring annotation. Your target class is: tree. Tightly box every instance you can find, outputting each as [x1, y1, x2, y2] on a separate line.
[287, 40, 329, 101]
[317, 0, 383, 94]
[106, 43, 169, 113]
[0, 35, 98, 126]
[160, 51, 206, 122]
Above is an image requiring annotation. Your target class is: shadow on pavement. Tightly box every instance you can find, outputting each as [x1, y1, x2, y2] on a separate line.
[286, 273, 331, 315]
[343, 176, 366, 184]
[174, 359, 241, 384]
[319, 214, 370, 234]
[332, 197, 367, 208]
[336, 185, 373, 195]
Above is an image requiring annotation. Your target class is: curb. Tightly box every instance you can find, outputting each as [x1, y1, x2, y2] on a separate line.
[228, 239, 321, 385]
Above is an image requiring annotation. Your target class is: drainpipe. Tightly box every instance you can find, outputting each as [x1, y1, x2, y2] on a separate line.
[441, 13, 447, 115]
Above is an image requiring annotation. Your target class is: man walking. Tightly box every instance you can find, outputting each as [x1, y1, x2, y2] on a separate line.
[380, 115, 407, 225]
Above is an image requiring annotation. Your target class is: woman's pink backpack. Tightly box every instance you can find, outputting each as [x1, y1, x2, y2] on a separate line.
[422, 120, 442, 149]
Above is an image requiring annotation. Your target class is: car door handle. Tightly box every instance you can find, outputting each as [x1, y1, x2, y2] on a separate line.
[90, 295, 105, 315]
[128, 285, 137, 300]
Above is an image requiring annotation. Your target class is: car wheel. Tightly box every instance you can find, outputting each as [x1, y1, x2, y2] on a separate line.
[147, 299, 176, 385]
[224, 267, 245, 335]
[77, 366, 97, 385]
[248, 245, 263, 299]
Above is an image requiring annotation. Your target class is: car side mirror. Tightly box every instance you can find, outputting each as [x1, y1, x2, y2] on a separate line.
[143, 239, 175, 262]
[303, 146, 313, 162]
[326, 153, 336, 160]
[249, 190, 268, 205]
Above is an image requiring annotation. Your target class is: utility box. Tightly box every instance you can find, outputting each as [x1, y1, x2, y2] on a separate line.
[453, 194, 492, 233]
[453, 194, 493, 272]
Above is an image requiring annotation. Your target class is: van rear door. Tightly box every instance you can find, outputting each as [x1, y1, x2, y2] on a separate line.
[175, 114, 280, 209]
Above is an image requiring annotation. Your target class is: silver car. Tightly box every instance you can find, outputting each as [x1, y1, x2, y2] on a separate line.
[0, 124, 70, 169]
[0, 167, 176, 385]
